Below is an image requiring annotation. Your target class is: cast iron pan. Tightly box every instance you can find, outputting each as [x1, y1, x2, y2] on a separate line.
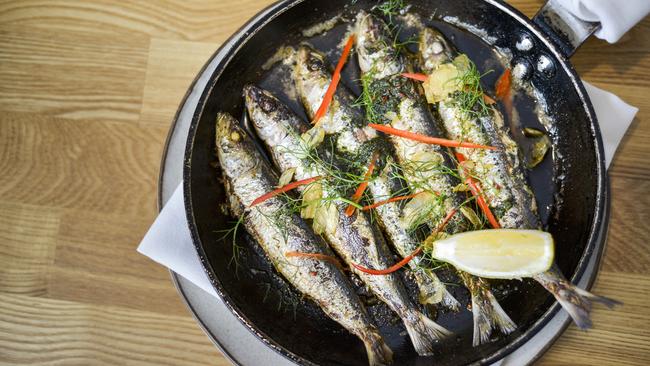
[183, 0, 608, 365]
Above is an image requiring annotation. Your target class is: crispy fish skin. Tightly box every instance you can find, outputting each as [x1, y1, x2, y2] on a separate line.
[354, 11, 464, 233]
[244, 86, 452, 355]
[417, 26, 620, 329]
[418, 27, 539, 229]
[216, 112, 392, 366]
[293, 45, 460, 310]
[355, 11, 516, 346]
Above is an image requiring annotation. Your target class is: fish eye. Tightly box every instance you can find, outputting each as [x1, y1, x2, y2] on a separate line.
[260, 99, 276, 113]
[308, 57, 323, 71]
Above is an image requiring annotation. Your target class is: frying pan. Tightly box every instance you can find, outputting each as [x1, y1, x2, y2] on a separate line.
[183, 0, 608, 365]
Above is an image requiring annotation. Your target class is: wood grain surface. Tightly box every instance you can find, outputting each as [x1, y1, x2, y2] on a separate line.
[0, 0, 648, 365]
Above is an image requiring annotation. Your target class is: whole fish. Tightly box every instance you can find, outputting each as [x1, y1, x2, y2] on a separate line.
[354, 11, 516, 346]
[418, 27, 538, 228]
[417, 26, 620, 329]
[216, 112, 392, 365]
[293, 44, 460, 310]
[244, 85, 451, 355]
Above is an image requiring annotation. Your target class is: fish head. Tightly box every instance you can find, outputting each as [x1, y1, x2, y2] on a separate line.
[243, 84, 285, 131]
[215, 112, 257, 173]
[295, 45, 328, 81]
[354, 11, 403, 78]
[293, 45, 331, 118]
[216, 112, 242, 151]
[354, 11, 383, 52]
[243, 84, 309, 153]
[419, 27, 455, 73]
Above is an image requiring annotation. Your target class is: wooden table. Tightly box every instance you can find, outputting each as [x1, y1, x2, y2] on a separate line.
[0, 1, 648, 364]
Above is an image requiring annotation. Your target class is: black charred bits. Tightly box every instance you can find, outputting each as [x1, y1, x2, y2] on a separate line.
[367, 74, 417, 124]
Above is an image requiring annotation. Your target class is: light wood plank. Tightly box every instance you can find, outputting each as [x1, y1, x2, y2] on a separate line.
[539, 271, 650, 365]
[139, 38, 218, 126]
[0, 26, 149, 123]
[48, 208, 190, 315]
[602, 176, 650, 274]
[0, 202, 59, 295]
[0, 294, 226, 365]
[0, 112, 167, 218]
[0, 0, 275, 42]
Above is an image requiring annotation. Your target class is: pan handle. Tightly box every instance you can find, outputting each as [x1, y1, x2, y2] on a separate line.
[532, 0, 600, 58]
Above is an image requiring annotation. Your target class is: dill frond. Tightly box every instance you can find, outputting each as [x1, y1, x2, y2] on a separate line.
[217, 214, 246, 272]
[353, 69, 381, 124]
[449, 58, 494, 120]
[376, 0, 406, 24]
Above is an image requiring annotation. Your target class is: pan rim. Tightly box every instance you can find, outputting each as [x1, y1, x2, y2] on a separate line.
[182, 0, 609, 365]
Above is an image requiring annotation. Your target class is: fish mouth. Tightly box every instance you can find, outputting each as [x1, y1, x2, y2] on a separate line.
[216, 112, 246, 153]
[243, 84, 278, 116]
[216, 112, 234, 139]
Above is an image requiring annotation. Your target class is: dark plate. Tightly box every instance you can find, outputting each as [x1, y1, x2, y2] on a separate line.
[183, 1, 607, 365]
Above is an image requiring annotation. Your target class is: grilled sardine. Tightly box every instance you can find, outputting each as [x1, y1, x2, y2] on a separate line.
[355, 11, 516, 345]
[417, 26, 620, 329]
[293, 44, 459, 310]
[244, 86, 451, 355]
[216, 112, 392, 365]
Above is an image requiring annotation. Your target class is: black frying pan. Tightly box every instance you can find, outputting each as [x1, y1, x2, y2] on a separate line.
[183, 1, 608, 365]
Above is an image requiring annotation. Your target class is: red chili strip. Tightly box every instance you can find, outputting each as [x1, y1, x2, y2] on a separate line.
[345, 151, 378, 217]
[455, 152, 501, 229]
[495, 68, 514, 122]
[249, 176, 322, 207]
[401, 72, 428, 82]
[312, 35, 355, 124]
[368, 123, 497, 150]
[361, 193, 421, 211]
[351, 247, 423, 275]
[495, 68, 512, 100]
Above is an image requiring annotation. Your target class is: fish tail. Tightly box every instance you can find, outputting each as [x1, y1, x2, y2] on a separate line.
[403, 309, 452, 355]
[359, 327, 393, 366]
[534, 267, 621, 329]
[470, 285, 517, 346]
[461, 273, 516, 346]
[414, 269, 461, 311]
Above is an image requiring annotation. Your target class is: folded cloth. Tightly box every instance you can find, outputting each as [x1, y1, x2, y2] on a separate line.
[559, 0, 650, 43]
[137, 82, 638, 296]
[138, 184, 219, 296]
[583, 81, 638, 163]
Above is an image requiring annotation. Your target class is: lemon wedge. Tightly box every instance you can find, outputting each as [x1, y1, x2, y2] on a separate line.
[430, 229, 554, 279]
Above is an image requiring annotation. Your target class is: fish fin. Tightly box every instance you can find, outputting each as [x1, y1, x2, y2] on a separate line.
[359, 327, 393, 366]
[470, 287, 517, 347]
[534, 267, 621, 330]
[415, 269, 461, 311]
[439, 288, 462, 312]
[403, 310, 452, 356]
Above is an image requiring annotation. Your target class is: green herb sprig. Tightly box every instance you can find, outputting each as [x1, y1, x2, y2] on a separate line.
[451, 59, 493, 120]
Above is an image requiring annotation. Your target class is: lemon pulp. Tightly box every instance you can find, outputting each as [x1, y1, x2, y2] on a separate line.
[430, 229, 554, 279]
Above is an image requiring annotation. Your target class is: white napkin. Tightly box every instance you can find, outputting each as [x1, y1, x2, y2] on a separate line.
[583, 81, 638, 163]
[137, 83, 638, 297]
[138, 184, 219, 296]
[559, 0, 650, 43]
